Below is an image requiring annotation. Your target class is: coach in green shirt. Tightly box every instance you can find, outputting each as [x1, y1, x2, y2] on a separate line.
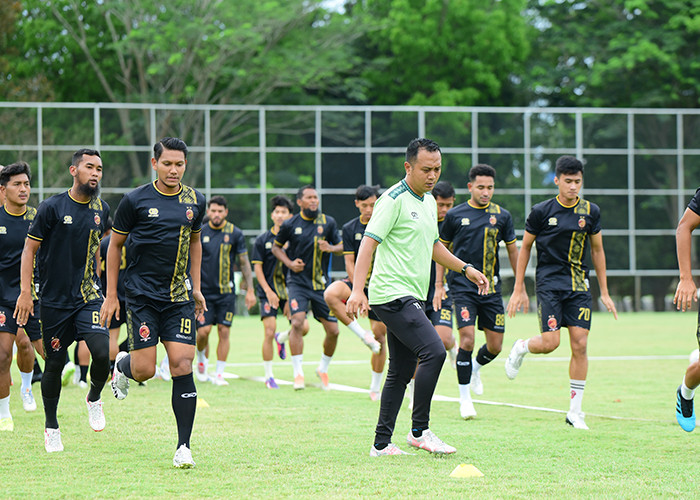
[347, 138, 489, 457]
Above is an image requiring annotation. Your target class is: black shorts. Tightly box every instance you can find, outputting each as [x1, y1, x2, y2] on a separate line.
[287, 284, 337, 323]
[424, 295, 453, 328]
[0, 300, 42, 341]
[125, 297, 196, 350]
[106, 300, 126, 329]
[258, 294, 287, 319]
[198, 293, 235, 327]
[338, 278, 380, 322]
[536, 290, 593, 333]
[41, 300, 108, 360]
[452, 292, 506, 333]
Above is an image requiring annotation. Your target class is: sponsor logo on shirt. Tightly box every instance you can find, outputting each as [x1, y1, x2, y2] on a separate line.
[63, 215, 73, 224]
[265, 242, 272, 249]
[294, 227, 302, 234]
[410, 212, 419, 220]
[355, 232, 362, 240]
[461, 218, 470, 226]
[148, 208, 159, 218]
[202, 236, 210, 243]
[548, 217, 557, 226]
[0, 226, 6, 234]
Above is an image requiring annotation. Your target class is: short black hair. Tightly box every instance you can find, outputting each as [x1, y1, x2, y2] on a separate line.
[355, 184, 379, 201]
[432, 180, 455, 199]
[154, 137, 188, 161]
[296, 184, 315, 200]
[0, 161, 31, 186]
[555, 156, 584, 177]
[469, 164, 496, 182]
[72, 149, 101, 167]
[270, 195, 293, 213]
[208, 195, 228, 209]
[406, 138, 441, 165]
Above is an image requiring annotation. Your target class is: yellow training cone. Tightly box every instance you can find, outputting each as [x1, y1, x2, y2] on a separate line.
[450, 464, 484, 478]
[197, 398, 210, 408]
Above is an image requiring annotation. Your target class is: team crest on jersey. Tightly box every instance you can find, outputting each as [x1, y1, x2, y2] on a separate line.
[224, 234, 230, 243]
[265, 242, 272, 249]
[0, 226, 6, 234]
[548, 217, 558, 226]
[489, 215, 497, 226]
[355, 232, 362, 240]
[0, 311, 5, 327]
[291, 299, 299, 311]
[51, 337, 61, 351]
[410, 212, 419, 220]
[203, 236, 210, 243]
[148, 208, 159, 218]
[578, 216, 586, 229]
[461, 218, 470, 226]
[294, 227, 302, 234]
[460, 307, 470, 321]
[63, 215, 73, 225]
[94, 213, 101, 226]
[264, 302, 271, 314]
[317, 226, 324, 234]
[547, 315, 558, 331]
[139, 323, 151, 341]
[185, 208, 194, 221]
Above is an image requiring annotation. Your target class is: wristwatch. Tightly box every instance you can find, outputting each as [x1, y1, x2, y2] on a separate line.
[461, 263, 474, 277]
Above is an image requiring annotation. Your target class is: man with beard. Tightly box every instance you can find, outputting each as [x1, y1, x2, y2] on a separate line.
[15, 149, 111, 451]
[271, 185, 341, 390]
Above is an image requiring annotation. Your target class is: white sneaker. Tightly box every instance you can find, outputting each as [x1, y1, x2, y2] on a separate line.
[406, 429, 456, 455]
[470, 369, 483, 395]
[159, 360, 171, 382]
[173, 444, 195, 468]
[460, 398, 477, 420]
[369, 443, 414, 456]
[111, 351, 130, 400]
[448, 345, 458, 370]
[565, 411, 589, 430]
[211, 374, 229, 386]
[362, 332, 381, 354]
[44, 428, 64, 452]
[61, 362, 75, 387]
[196, 362, 209, 382]
[505, 339, 527, 380]
[22, 388, 37, 412]
[78, 380, 89, 390]
[86, 397, 106, 431]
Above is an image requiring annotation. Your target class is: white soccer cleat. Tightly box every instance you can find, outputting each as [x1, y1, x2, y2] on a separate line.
[86, 397, 106, 432]
[460, 398, 477, 420]
[78, 380, 89, 390]
[565, 411, 589, 430]
[211, 374, 229, 386]
[448, 345, 458, 370]
[196, 362, 209, 383]
[369, 443, 414, 456]
[406, 429, 456, 455]
[362, 332, 381, 354]
[44, 428, 63, 452]
[316, 369, 330, 391]
[470, 370, 483, 395]
[294, 375, 305, 390]
[111, 351, 130, 400]
[276, 330, 290, 344]
[173, 444, 195, 468]
[505, 339, 527, 380]
[22, 388, 37, 412]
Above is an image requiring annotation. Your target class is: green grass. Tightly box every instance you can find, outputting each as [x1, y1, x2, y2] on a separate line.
[2, 311, 699, 498]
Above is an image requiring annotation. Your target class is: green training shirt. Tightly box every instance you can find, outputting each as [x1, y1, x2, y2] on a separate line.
[364, 179, 438, 305]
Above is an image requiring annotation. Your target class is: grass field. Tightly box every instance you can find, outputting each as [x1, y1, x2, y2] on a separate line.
[2, 311, 699, 498]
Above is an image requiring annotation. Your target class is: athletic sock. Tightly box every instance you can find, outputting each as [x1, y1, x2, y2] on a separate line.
[456, 348, 473, 385]
[263, 361, 273, 380]
[346, 320, 367, 341]
[317, 354, 332, 373]
[458, 383, 470, 401]
[569, 379, 586, 414]
[20, 370, 33, 393]
[171, 373, 197, 449]
[33, 359, 42, 375]
[216, 360, 226, 376]
[109, 360, 115, 374]
[118, 339, 129, 352]
[681, 381, 696, 400]
[42, 357, 63, 428]
[79, 365, 89, 383]
[475, 344, 497, 366]
[411, 426, 427, 438]
[370, 371, 382, 392]
[117, 354, 134, 380]
[291, 355, 303, 377]
[197, 348, 206, 365]
[0, 395, 10, 419]
[373, 442, 388, 450]
[518, 339, 531, 354]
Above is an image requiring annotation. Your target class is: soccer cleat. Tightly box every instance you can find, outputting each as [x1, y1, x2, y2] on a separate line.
[448, 345, 458, 370]
[565, 411, 589, 430]
[316, 369, 330, 391]
[362, 332, 381, 354]
[195, 362, 209, 383]
[369, 443, 414, 457]
[676, 386, 696, 432]
[78, 380, 89, 390]
[44, 428, 63, 452]
[294, 375, 305, 390]
[470, 370, 484, 395]
[265, 377, 279, 389]
[274, 332, 287, 360]
[86, 397, 106, 432]
[22, 388, 37, 412]
[111, 351, 130, 400]
[276, 330, 290, 344]
[173, 444, 195, 469]
[0, 417, 13, 432]
[460, 399, 477, 420]
[406, 429, 456, 455]
[211, 374, 229, 386]
[61, 361, 75, 387]
[369, 391, 380, 402]
[505, 339, 527, 380]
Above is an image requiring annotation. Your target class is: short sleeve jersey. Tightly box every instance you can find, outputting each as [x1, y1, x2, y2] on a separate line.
[365, 179, 438, 304]
[525, 196, 601, 292]
[28, 192, 110, 308]
[440, 201, 516, 295]
[200, 221, 247, 295]
[687, 188, 700, 216]
[251, 228, 288, 300]
[111, 182, 206, 303]
[0, 205, 38, 302]
[274, 212, 340, 291]
[341, 215, 374, 285]
[100, 234, 128, 302]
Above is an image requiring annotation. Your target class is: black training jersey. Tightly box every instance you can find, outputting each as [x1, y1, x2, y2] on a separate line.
[112, 181, 206, 303]
[251, 228, 288, 300]
[687, 188, 700, 216]
[0, 205, 38, 302]
[440, 201, 516, 295]
[274, 212, 339, 291]
[100, 234, 128, 302]
[28, 191, 110, 308]
[200, 221, 247, 295]
[341, 215, 374, 285]
[525, 196, 601, 292]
